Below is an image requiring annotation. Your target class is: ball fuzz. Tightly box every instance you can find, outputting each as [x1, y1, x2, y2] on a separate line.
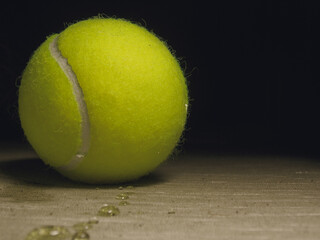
[19, 18, 188, 183]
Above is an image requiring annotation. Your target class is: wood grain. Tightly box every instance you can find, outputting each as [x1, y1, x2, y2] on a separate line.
[0, 145, 320, 240]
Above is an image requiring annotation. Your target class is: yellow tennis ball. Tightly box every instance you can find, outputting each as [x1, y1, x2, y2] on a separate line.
[18, 18, 188, 184]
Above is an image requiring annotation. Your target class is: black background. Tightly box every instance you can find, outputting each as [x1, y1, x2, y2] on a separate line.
[1, 1, 319, 157]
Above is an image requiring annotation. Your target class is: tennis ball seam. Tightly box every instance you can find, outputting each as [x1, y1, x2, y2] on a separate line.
[49, 36, 90, 171]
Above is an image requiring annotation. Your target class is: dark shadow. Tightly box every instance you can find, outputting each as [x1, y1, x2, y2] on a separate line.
[0, 157, 167, 189]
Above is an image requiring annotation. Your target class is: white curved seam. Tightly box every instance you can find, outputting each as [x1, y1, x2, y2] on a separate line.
[49, 36, 90, 171]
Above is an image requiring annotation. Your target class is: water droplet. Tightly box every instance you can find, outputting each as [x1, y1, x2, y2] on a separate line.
[87, 217, 99, 225]
[124, 191, 135, 195]
[118, 186, 124, 190]
[115, 193, 129, 200]
[51, 230, 61, 236]
[72, 231, 90, 240]
[185, 103, 188, 111]
[98, 205, 120, 217]
[118, 201, 129, 206]
[25, 225, 71, 240]
[73, 222, 92, 232]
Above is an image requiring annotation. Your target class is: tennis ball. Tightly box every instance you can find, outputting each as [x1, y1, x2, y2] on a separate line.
[18, 18, 188, 184]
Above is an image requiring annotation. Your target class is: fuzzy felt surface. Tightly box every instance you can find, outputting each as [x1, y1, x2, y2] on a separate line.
[19, 18, 188, 183]
[19, 35, 82, 167]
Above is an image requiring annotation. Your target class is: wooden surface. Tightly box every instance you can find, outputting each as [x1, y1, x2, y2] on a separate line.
[0, 145, 320, 240]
